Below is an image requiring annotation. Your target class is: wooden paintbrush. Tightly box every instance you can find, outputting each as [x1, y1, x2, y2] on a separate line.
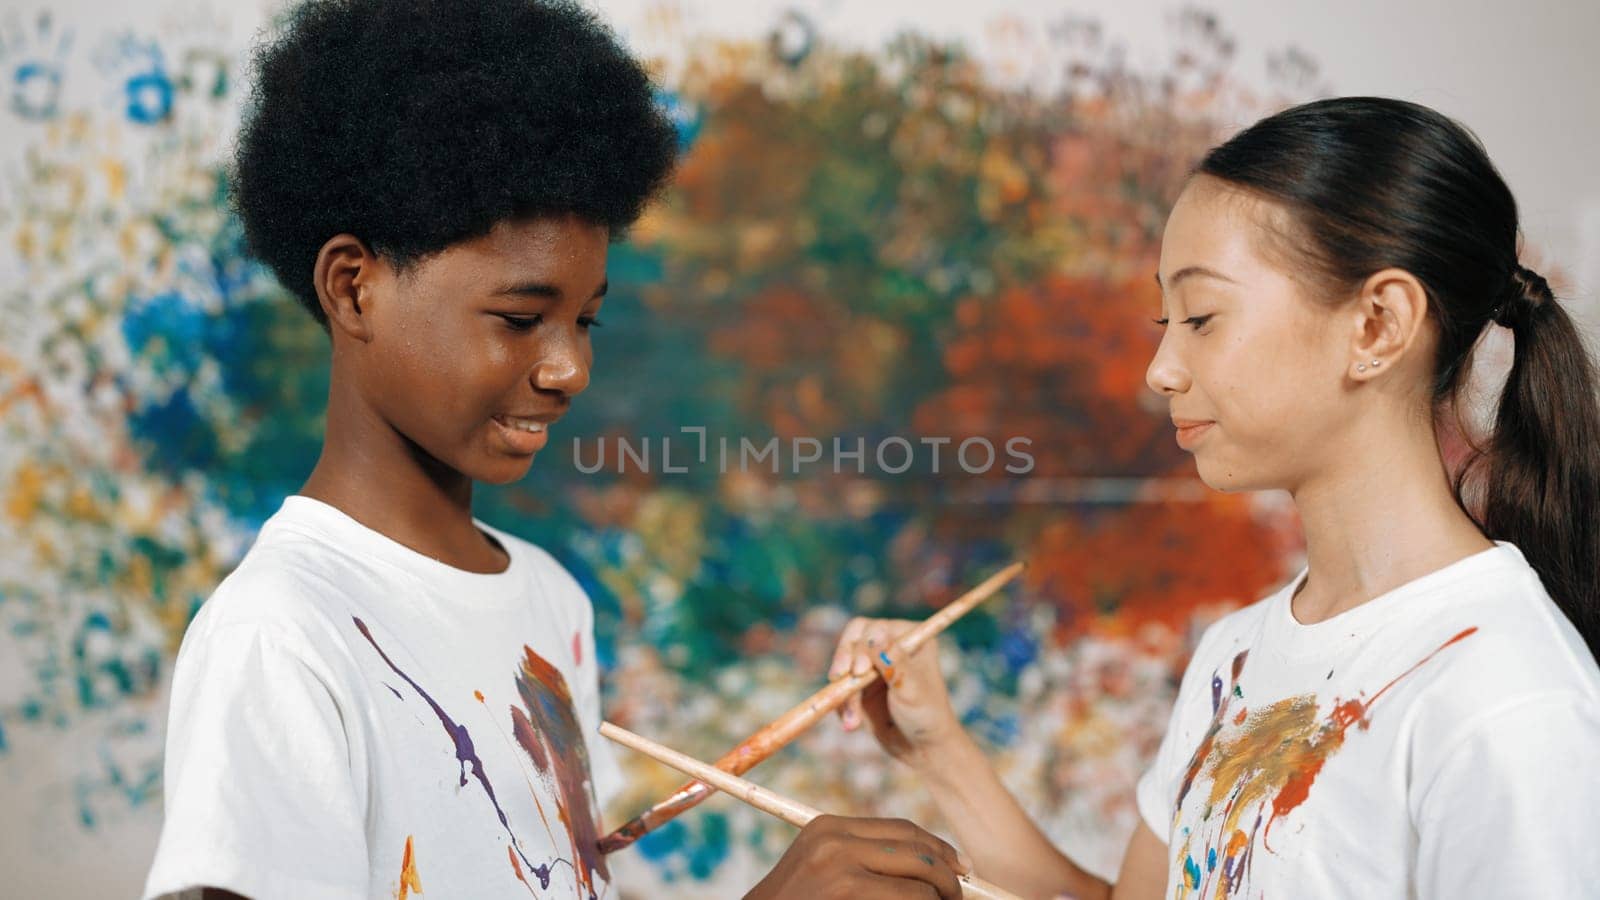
[598, 561, 1026, 854]
[601, 721, 1023, 900]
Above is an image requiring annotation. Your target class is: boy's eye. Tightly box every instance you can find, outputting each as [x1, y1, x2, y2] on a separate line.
[499, 314, 541, 331]
[578, 316, 603, 330]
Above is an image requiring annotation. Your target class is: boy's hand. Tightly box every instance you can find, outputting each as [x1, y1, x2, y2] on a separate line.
[745, 814, 970, 900]
[830, 617, 964, 765]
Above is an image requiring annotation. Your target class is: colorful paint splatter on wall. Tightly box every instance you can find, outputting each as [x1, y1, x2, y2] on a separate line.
[0, 3, 1323, 893]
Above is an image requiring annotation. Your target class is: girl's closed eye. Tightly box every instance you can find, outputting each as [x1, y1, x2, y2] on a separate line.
[1152, 314, 1215, 331]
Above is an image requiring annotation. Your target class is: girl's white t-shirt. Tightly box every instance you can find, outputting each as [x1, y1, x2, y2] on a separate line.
[1137, 542, 1600, 899]
[143, 496, 625, 900]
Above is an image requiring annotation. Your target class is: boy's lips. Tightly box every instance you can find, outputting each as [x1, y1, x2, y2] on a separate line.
[491, 413, 558, 455]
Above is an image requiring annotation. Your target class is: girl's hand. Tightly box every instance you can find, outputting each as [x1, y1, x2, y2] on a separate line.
[829, 617, 964, 765]
[744, 814, 970, 900]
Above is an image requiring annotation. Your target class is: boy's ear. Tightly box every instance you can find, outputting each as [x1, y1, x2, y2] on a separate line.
[314, 234, 379, 342]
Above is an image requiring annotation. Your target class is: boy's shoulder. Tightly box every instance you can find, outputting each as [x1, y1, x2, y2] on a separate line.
[186, 516, 374, 648]
[187, 500, 593, 650]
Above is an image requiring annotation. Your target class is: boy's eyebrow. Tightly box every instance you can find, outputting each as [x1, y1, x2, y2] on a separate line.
[496, 279, 610, 300]
[1154, 265, 1237, 290]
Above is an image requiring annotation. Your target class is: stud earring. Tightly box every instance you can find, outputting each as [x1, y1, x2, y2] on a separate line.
[1371, 359, 1382, 368]
[1357, 364, 1368, 373]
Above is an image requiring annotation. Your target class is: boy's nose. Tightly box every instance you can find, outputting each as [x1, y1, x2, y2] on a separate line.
[532, 341, 590, 397]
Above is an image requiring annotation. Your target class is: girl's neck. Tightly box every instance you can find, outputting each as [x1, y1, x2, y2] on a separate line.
[1288, 412, 1493, 625]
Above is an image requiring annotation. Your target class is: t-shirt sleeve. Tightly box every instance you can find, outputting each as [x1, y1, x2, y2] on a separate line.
[1413, 692, 1600, 897]
[142, 624, 368, 900]
[1135, 625, 1222, 843]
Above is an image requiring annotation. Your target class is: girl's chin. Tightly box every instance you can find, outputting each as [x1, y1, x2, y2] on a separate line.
[1194, 454, 1245, 493]
[1194, 460, 1277, 494]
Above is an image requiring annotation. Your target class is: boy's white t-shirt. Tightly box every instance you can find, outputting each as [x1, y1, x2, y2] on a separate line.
[143, 496, 625, 900]
[1136, 542, 1600, 899]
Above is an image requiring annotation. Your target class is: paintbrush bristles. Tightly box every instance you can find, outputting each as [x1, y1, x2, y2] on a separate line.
[600, 722, 822, 827]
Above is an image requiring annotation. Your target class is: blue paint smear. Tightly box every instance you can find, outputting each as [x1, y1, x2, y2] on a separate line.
[686, 812, 731, 879]
[998, 626, 1036, 674]
[125, 70, 173, 124]
[13, 61, 63, 120]
[638, 818, 688, 861]
[654, 89, 702, 152]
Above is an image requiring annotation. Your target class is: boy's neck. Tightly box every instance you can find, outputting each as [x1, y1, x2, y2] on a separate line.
[299, 390, 510, 575]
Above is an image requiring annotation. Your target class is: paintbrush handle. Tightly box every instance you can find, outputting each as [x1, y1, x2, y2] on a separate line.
[894, 561, 1027, 654]
[597, 561, 1026, 854]
[601, 721, 823, 826]
[600, 722, 1023, 900]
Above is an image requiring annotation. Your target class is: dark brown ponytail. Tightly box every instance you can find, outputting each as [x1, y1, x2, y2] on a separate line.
[1197, 97, 1600, 660]
[1472, 267, 1600, 658]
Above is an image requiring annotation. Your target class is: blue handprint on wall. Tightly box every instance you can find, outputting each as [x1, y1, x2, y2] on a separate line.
[2, 10, 74, 121]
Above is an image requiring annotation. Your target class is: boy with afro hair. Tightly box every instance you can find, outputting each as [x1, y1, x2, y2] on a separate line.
[142, 1, 671, 897]
[144, 1, 974, 897]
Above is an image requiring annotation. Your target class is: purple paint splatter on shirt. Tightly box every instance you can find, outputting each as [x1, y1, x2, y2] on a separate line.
[352, 616, 553, 888]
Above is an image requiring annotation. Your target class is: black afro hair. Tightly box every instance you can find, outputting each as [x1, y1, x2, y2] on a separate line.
[231, 0, 679, 325]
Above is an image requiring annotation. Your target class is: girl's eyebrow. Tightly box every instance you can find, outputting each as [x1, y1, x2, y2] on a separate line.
[1155, 265, 1237, 290]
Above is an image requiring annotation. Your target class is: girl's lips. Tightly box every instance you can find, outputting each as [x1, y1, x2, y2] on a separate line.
[1174, 420, 1214, 449]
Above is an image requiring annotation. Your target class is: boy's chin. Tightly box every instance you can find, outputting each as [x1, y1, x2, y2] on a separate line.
[472, 454, 539, 485]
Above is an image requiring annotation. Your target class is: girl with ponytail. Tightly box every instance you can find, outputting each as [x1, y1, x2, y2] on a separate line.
[769, 98, 1600, 900]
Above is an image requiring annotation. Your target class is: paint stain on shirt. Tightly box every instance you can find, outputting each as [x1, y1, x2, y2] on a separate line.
[1170, 627, 1478, 898]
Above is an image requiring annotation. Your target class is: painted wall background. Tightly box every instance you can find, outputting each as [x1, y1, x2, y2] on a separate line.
[0, 0, 1595, 897]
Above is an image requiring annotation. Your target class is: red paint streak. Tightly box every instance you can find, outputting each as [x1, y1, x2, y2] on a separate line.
[573, 631, 583, 667]
[1262, 627, 1479, 844]
[508, 845, 538, 897]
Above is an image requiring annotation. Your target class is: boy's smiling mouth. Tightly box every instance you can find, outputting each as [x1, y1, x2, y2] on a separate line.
[494, 413, 555, 433]
[491, 413, 560, 454]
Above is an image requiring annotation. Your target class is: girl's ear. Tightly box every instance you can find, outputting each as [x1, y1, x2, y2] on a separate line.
[1346, 267, 1429, 381]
